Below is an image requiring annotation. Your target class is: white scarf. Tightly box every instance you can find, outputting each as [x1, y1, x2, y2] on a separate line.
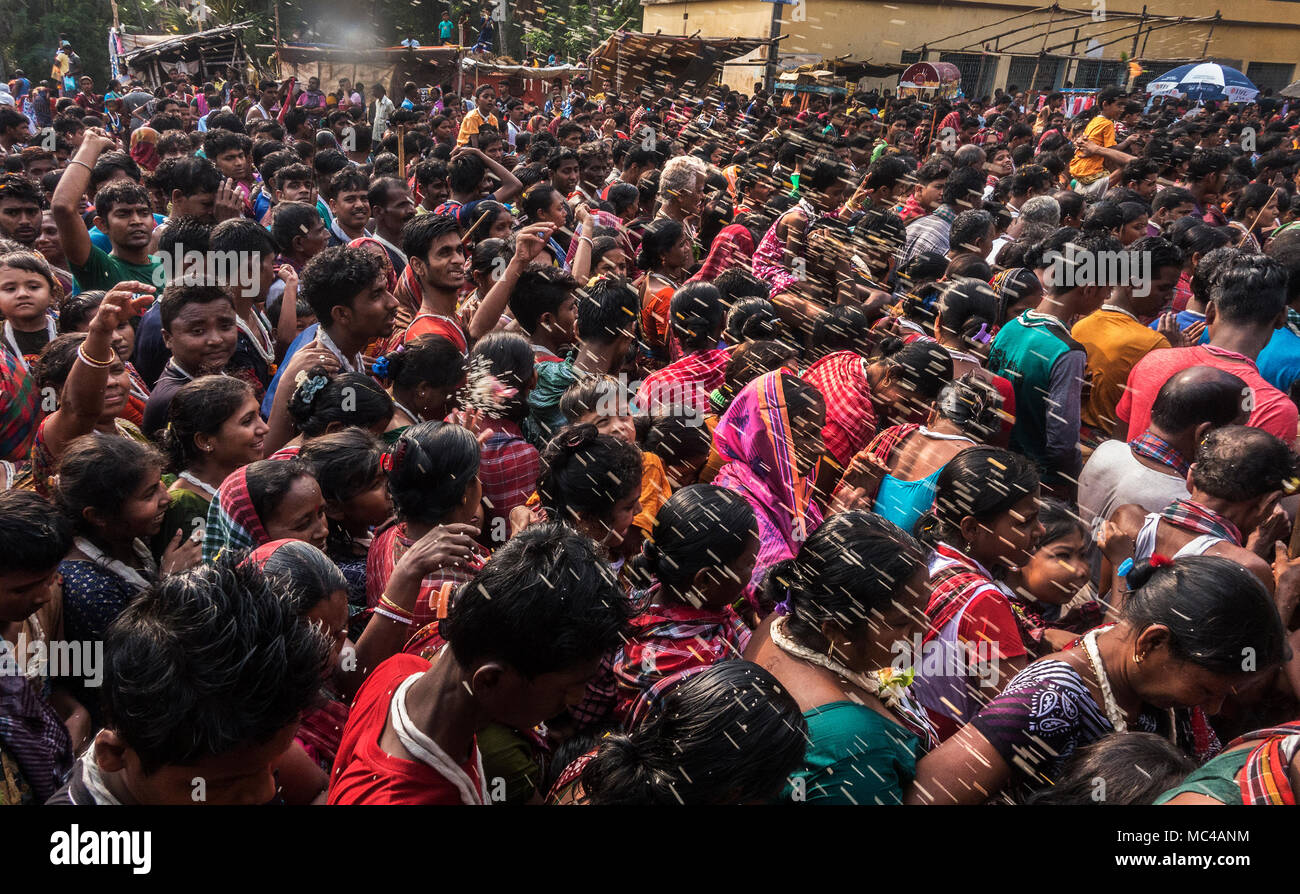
[73, 536, 156, 592]
[389, 671, 487, 805]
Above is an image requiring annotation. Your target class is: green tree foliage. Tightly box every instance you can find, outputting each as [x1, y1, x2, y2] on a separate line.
[1, 0, 643, 84]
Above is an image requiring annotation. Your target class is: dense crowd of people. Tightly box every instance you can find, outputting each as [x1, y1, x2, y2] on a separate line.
[4, 56, 1300, 806]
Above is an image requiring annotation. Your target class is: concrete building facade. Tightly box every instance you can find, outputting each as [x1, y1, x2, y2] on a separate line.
[640, 0, 1300, 98]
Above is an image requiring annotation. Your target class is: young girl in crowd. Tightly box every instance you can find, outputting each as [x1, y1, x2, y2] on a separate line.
[373, 334, 468, 439]
[55, 434, 199, 722]
[0, 251, 61, 372]
[156, 376, 267, 553]
[912, 446, 1040, 740]
[536, 423, 643, 565]
[299, 428, 391, 638]
[466, 333, 538, 539]
[1002, 498, 1107, 657]
[367, 421, 486, 631]
[744, 511, 936, 805]
[640, 412, 711, 491]
[203, 459, 329, 561]
[635, 219, 694, 357]
[613, 485, 758, 723]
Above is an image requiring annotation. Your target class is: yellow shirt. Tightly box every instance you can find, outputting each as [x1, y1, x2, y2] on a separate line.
[1072, 307, 1170, 437]
[1069, 113, 1116, 182]
[634, 450, 671, 536]
[51, 51, 70, 78]
[456, 108, 499, 147]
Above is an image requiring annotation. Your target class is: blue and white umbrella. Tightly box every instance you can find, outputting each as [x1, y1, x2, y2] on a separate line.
[1145, 62, 1259, 103]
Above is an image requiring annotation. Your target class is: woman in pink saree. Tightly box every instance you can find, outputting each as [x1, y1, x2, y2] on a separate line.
[711, 369, 827, 604]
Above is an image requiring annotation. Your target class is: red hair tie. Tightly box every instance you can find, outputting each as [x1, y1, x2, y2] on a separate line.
[1149, 554, 1174, 568]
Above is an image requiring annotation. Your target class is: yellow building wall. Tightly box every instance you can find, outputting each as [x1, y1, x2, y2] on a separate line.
[643, 0, 1300, 91]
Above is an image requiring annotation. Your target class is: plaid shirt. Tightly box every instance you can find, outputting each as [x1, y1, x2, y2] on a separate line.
[899, 203, 957, 266]
[802, 351, 878, 469]
[478, 419, 540, 532]
[0, 349, 38, 462]
[1128, 431, 1190, 477]
[637, 348, 729, 419]
[612, 597, 751, 725]
[0, 657, 73, 804]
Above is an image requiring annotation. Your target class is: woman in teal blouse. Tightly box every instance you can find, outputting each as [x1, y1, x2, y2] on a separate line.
[743, 511, 938, 805]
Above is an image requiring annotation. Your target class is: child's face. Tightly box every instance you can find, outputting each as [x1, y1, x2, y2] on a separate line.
[263, 475, 329, 552]
[294, 313, 317, 334]
[0, 567, 60, 623]
[697, 531, 759, 608]
[602, 489, 642, 546]
[577, 410, 635, 444]
[118, 466, 170, 539]
[1019, 527, 1091, 606]
[0, 264, 53, 326]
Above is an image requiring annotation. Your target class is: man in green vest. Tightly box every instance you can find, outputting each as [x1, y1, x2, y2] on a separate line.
[988, 232, 1121, 492]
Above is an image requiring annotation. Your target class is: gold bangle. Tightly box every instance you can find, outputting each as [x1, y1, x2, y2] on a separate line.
[377, 593, 414, 621]
[76, 343, 116, 368]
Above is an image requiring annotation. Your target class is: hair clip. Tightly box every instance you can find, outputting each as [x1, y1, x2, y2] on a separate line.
[379, 452, 394, 473]
[1149, 554, 1174, 569]
[1116, 557, 1134, 578]
[433, 581, 455, 621]
[972, 322, 992, 345]
[372, 355, 391, 378]
[294, 373, 328, 405]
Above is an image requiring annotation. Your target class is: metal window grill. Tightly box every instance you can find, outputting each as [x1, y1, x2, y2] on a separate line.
[939, 52, 992, 98]
[1074, 59, 1125, 89]
[1006, 55, 1063, 92]
[1247, 61, 1296, 94]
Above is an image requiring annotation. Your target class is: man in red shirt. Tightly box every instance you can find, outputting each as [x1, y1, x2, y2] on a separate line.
[329, 525, 632, 805]
[1115, 254, 1297, 444]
